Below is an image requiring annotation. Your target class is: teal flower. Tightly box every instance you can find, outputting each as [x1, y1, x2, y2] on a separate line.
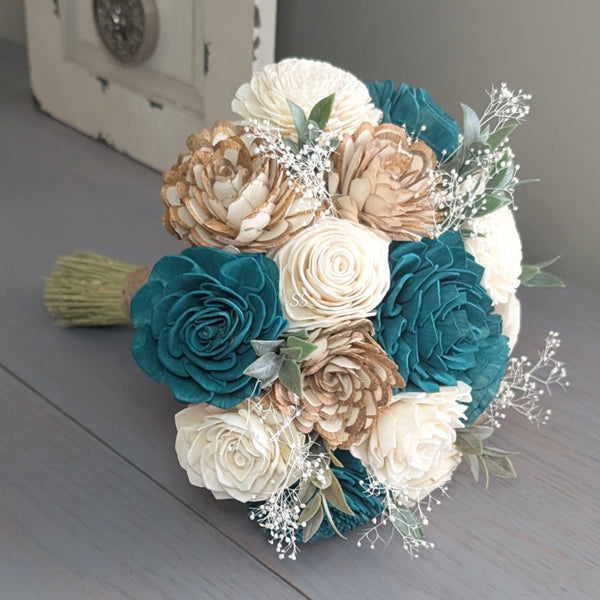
[304, 451, 384, 542]
[130, 247, 287, 409]
[366, 80, 460, 160]
[373, 231, 509, 423]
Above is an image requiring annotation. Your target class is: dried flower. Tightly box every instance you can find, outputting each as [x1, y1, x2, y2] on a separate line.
[161, 121, 320, 251]
[328, 123, 439, 241]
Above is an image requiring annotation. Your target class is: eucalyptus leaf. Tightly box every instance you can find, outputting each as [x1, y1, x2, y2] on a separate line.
[484, 455, 517, 479]
[486, 123, 518, 150]
[323, 473, 355, 516]
[282, 138, 299, 153]
[464, 425, 495, 440]
[286, 336, 318, 361]
[310, 465, 332, 489]
[461, 103, 481, 145]
[390, 505, 423, 539]
[308, 93, 335, 131]
[286, 99, 307, 137]
[482, 446, 520, 457]
[298, 491, 322, 525]
[279, 357, 303, 397]
[479, 455, 490, 489]
[250, 339, 285, 357]
[455, 431, 484, 455]
[531, 255, 562, 270]
[321, 494, 347, 539]
[297, 481, 317, 505]
[328, 450, 344, 469]
[524, 272, 565, 288]
[280, 346, 303, 361]
[242, 352, 283, 384]
[474, 193, 511, 217]
[465, 452, 480, 482]
[302, 505, 324, 543]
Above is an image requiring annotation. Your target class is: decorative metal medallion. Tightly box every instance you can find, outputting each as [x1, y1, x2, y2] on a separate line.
[93, 0, 159, 66]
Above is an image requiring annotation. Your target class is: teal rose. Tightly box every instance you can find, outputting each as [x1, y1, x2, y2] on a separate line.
[130, 247, 287, 409]
[366, 80, 460, 160]
[373, 231, 509, 423]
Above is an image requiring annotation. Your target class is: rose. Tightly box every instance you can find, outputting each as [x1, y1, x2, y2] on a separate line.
[232, 58, 382, 140]
[130, 247, 287, 408]
[175, 400, 305, 502]
[274, 218, 391, 331]
[161, 121, 320, 252]
[350, 383, 470, 503]
[328, 122, 439, 241]
[366, 80, 460, 160]
[495, 293, 521, 352]
[373, 230, 509, 423]
[462, 206, 523, 305]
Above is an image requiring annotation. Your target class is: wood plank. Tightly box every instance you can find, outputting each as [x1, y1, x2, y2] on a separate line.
[1, 40, 599, 598]
[0, 366, 306, 600]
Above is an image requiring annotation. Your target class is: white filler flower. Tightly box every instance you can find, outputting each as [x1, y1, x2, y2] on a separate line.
[175, 401, 305, 502]
[350, 382, 471, 503]
[463, 205, 523, 305]
[232, 58, 382, 139]
[274, 218, 390, 331]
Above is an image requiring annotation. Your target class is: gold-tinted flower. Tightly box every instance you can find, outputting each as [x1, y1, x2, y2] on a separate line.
[328, 122, 439, 241]
[270, 320, 405, 450]
[161, 121, 320, 252]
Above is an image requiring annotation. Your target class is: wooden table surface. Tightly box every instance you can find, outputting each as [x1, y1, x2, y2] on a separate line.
[1, 41, 598, 599]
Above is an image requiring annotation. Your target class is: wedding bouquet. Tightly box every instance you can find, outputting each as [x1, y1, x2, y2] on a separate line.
[45, 59, 567, 560]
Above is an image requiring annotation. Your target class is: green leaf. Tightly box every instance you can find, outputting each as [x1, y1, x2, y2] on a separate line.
[461, 103, 481, 145]
[279, 357, 303, 398]
[484, 455, 517, 479]
[479, 455, 490, 489]
[455, 430, 484, 455]
[308, 93, 335, 131]
[242, 352, 283, 384]
[280, 346, 303, 360]
[282, 138, 299, 153]
[250, 339, 285, 356]
[298, 491, 322, 525]
[310, 465, 332, 489]
[483, 446, 520, 458]
[321, 494, 347, 539]
[389, 505, 423, 540]
[465, 452, 480, 482]
[286, 99, 307, 137]
[474, 193, 511, 217]
[531, 255, 562, 270]
[328, 450, 344, 469]
[463, 424, 495, 441]
[520, 256, 565, 288]
[323, 473, 355, 516]
[302, 505, 324, 543]
[285, 336, 318, 361]
[297, 481, 317, 505]
[486, 123, 518, 150]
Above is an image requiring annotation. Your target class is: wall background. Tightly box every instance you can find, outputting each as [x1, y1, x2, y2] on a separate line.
[276, 0, 599, 295]
[2, 0, 597, 293]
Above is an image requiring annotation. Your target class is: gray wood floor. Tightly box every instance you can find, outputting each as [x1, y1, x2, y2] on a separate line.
[1, 40, 598, 599]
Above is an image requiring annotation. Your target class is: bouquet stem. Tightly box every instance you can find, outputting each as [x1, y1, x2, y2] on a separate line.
[44, 251, 150, 327]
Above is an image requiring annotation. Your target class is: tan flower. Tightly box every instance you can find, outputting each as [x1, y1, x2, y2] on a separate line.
[161, 121, 320, 251]
[231, 58, 381, 140]
[328, 122, 439, 241]
[269, 320, 405, 450]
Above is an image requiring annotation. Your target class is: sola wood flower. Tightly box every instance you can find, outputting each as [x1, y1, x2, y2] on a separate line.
[161, 121, 320, 252]
[268, 320, 405, 450]
[328, 122, 439, 241]
[231, 58, 381, 140]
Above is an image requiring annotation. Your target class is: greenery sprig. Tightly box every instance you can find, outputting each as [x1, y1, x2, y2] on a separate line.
[284, 94, 338, 153]
[520, 256, 565, 288]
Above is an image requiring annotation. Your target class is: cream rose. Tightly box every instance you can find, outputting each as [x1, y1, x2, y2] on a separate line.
[350, 382, 471, 503]
[231, 58, 381, 139]
[495, 292, 521, 352]
[462, 206, 523, 305]
[274, 218, 390, 331]
[174, 401, 305, 502]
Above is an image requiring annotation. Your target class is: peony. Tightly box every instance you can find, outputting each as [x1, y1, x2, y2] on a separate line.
[130, 247, 287, 408]
[269, 320, 405, 449]
[274, 218, 390, 331]
[231, 58, 381, 140]
[495, 292, 521, 351]
[350, 383, 471, 503]
[161, 121, 320, 252]
[328, 122, 439, 241]
[366, 80, 460, 160]
[462, 206, 523, 305]
[175, 400, 305, 502]
[373, 230, 509, 423]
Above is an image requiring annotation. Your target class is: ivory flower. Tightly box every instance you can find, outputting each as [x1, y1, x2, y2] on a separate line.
[175, 401, 305, 502]
[350, 382, 471, 503]
[274, 218, 390, 331]
[495, 293, 521, 352]
[231, 58, 381, 139]
[463, 206, 523, 305]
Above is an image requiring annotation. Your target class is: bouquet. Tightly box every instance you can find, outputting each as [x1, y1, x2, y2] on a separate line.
[44, 59, 567, 560]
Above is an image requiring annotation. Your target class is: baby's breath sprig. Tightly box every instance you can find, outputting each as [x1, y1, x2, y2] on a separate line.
[486, 331, 567, 429]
